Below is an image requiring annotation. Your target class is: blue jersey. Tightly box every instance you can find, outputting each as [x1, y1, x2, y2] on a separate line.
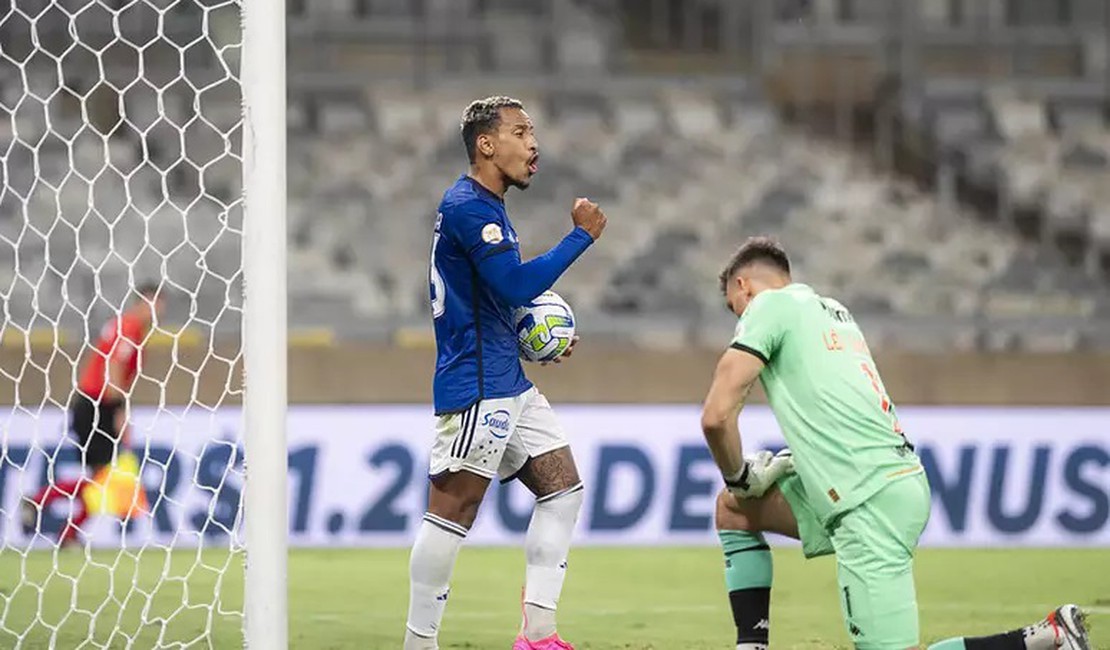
[429, 175, 594, 414]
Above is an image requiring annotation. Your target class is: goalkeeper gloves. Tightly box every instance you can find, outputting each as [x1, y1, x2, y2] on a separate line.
[724, 449, 795, 499]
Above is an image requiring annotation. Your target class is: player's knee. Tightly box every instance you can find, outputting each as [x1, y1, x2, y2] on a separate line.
[536, 480, 584, 508]
[427, 475, 489, 529]
[715, 489, 758, 532]
[430, 494, 483, 529]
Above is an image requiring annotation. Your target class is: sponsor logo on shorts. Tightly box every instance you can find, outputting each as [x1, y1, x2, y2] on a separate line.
[483, 410, 511, 438]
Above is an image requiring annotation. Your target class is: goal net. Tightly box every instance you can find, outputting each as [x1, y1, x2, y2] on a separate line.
[0, 1, 285, 647]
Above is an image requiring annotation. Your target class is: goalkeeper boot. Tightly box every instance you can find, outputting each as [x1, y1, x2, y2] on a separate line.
[1047, 604, 1091, 650]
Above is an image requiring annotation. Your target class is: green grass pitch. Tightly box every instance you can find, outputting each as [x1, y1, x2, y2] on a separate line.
[0, 547, 1105, 648]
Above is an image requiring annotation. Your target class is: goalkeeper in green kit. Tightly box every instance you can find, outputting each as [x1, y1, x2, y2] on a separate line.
[699, 237, 1091, 650]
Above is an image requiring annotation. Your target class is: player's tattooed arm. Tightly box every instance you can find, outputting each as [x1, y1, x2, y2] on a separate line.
[700, 348, 766, 480]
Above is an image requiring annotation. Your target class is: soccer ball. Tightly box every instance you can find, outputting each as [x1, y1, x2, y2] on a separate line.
[513, 291, 576, 363]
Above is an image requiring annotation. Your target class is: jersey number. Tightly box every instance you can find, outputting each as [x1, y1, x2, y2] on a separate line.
[429, 219, 446, 319]
[860, 361, 903, 434]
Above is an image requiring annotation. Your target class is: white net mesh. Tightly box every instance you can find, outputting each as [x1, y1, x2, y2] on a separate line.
[0, 0, 246, 646]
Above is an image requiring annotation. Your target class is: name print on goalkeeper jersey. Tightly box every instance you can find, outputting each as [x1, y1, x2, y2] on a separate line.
[729, 283, 921, 527]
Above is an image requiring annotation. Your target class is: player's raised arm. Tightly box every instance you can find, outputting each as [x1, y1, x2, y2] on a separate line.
[450, 199, 604, 308]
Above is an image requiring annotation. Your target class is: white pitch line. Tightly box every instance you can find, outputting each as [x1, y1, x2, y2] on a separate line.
[350, 602, 1110, 624]
[350, 605, 723, 622]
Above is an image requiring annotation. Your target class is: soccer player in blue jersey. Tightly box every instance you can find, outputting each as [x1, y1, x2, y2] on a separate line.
[404, 96, 606, 650]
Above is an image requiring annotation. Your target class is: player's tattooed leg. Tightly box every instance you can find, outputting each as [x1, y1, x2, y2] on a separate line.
[517, 447, 581, 498]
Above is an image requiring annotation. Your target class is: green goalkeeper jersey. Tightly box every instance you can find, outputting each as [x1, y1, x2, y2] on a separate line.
[730, 283, 922, 527]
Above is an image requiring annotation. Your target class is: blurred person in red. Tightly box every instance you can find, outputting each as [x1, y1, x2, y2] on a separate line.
[22, 282, 165, 546]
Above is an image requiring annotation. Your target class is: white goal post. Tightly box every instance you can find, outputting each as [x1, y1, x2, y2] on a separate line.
[0, 0, 287, 647]
[241, 0, 288, 648]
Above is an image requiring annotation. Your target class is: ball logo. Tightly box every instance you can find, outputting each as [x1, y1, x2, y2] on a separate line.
[519, 313, 572, 353]
[482, 410, 512, 438]
[481, 223, 504, 244]
[513, 291, 576, 363]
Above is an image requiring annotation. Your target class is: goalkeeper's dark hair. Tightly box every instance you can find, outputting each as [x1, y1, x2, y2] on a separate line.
[461, 96, 525, 164]
[718, 237, 791, 293]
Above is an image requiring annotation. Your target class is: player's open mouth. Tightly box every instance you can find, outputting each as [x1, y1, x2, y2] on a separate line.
[527, 154, 539, 175]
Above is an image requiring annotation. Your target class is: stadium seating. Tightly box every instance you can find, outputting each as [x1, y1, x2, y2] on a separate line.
[270, 83, 1110, 350]
[4, 71, 1109, 349]
[902, 79, 1110, 343]
[2, 3, 1109, 351]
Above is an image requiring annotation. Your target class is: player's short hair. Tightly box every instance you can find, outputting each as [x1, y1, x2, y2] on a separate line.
[718, 236, 791, 293]
[461, 96, 525, 164]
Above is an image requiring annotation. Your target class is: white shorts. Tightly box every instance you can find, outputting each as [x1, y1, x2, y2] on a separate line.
[429, 387, 569, 483]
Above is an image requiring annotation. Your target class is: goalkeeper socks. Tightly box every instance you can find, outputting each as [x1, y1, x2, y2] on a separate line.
[405, 513, 467, 649]
[928, 610, 1072, 650]
[927, 629, 1037, 650]
[719, 530, 773, 649]
[522, 482, 584, 640]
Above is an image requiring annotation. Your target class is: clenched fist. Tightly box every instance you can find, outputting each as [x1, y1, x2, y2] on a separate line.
[571, 197, 607, 240]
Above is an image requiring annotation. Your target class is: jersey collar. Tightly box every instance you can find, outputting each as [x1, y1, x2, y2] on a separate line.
[461, 174, 505, 205]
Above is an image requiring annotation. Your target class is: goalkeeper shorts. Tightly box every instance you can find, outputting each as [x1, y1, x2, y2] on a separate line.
[780, 471, 932, 649]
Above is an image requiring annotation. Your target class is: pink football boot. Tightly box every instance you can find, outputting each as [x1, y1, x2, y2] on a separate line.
[511, 633, 574, 650]
[512, 587, 574, 650]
